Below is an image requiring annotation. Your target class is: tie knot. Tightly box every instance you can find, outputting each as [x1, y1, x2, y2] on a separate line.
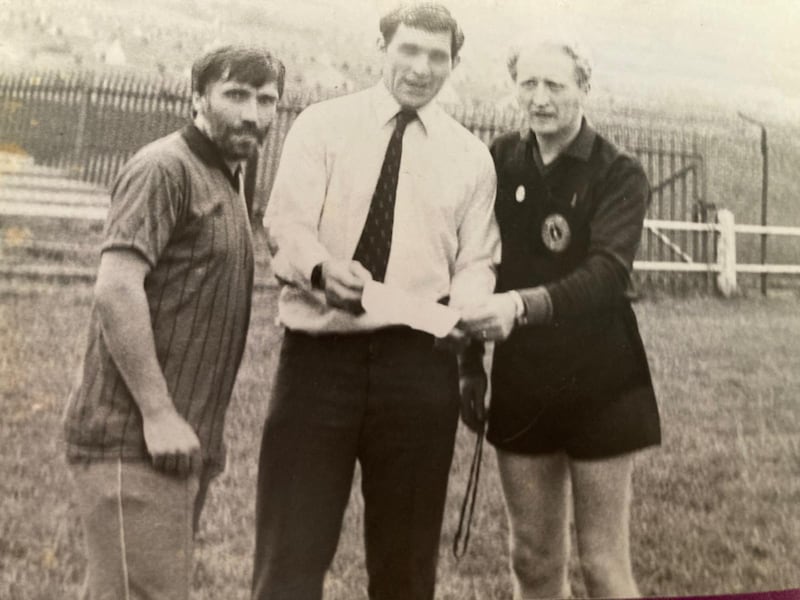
[396, 109, 417, 130]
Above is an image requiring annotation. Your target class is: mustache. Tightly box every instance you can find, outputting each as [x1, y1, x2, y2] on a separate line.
[228, 124, 268, 143]
[231, 124, 263, 135]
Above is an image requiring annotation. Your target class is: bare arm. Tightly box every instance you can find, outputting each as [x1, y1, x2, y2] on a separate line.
[94, 249, 200, 476]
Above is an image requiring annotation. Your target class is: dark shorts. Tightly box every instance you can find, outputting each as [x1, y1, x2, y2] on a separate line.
[487, 383, 661, 459]
[486, 305, 661, 459]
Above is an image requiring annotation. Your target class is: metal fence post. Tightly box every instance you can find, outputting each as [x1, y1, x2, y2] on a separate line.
[738, 112, 769, 296]
[716, 209, 737, 297]
[73, 74, 90, 161]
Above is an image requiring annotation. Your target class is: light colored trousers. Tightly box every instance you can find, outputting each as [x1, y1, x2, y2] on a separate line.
[70, 460, 201, 600]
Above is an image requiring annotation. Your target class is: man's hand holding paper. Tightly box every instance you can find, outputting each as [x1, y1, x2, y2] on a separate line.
[319, 259, 372, 314]
[361, 280, 462, 338]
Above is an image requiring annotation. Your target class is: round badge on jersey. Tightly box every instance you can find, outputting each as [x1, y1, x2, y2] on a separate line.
[541, 213, 571, 253]
[515, 185, 525, 202]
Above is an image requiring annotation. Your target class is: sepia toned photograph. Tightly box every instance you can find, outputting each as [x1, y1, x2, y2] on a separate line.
[1, 0, 798, 598]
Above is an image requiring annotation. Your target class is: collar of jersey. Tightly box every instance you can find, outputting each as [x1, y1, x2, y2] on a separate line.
[181, 123, 241, 189]
[521, 117, 597, 163]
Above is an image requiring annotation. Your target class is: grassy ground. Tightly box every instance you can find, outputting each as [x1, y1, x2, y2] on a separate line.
[1, 282, 799, 599]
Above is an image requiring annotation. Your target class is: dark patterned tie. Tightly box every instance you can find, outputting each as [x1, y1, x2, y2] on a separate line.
[352, 109, 417, 282]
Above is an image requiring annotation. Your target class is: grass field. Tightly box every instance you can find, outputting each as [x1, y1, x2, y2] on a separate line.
[1, 281, 799, 599]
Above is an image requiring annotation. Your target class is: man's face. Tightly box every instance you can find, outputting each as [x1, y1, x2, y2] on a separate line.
[515, 45, 586, 138]
[193, 78, 280, 162]
[381, 23, 457, 109]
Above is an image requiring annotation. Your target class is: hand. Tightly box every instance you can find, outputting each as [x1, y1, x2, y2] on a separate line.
[459, 372, 488, 433]
[460, 293, 518, 342]
[320, 260, 372, 314]
[434, 326, 471, 354]
[142, 407, 201, 478]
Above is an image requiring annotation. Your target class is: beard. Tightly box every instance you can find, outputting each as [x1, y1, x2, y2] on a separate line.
[212, 123, 269, 162]
[199, 103, 269, 162]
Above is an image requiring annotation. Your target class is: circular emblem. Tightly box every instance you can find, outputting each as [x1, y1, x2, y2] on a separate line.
[541, 213, 571, 253]
[515, 185, 526, 203]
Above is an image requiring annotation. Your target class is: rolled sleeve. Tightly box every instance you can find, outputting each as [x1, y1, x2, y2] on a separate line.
[264, 108, 332, 289]
[102, 159, 181, 269]
[449, 151, 500, 308]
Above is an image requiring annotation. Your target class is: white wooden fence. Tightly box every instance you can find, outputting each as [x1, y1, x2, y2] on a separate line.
[635, 211, 800, 296]
[2, 193, 800, 296]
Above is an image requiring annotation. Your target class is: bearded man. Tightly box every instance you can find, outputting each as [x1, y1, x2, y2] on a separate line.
[64, 45, 284, 599]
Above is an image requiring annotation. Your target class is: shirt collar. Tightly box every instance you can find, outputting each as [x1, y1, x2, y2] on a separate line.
[370, 81, 440, 135]
[521, 117, 597, 163]
[181, 123, 241, 189]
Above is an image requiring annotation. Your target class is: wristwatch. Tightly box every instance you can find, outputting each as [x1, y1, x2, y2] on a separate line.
[509, 290, 527, 327]
[311, 263, 323, 289]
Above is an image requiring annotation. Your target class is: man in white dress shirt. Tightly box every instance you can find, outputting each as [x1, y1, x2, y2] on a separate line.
[251, 4, 499, 599]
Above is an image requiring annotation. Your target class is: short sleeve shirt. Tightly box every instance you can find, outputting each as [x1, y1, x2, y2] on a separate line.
[64, 125, 254, 474]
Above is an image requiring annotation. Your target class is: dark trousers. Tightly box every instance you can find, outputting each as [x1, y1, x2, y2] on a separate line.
[252, 328, 460, 600]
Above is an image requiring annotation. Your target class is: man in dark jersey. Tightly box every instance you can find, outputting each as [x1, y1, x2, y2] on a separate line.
[63, 46, 284, 599]
[460, 37, 661, 598]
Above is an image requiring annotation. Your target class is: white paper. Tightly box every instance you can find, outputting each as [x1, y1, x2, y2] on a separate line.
[361, 281, 460, 338]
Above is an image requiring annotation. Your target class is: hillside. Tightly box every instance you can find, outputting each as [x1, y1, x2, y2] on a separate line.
[3, 0, 799, 125]
[3, 0, 800, 246]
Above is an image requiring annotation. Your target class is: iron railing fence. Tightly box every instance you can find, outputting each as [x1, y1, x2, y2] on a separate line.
[1, 70, 714, 293]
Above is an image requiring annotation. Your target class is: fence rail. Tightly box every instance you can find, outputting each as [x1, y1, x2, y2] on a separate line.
[1, 70, 708, 193]
[634, 212, 800, 295]
[2, 69, 720, 292]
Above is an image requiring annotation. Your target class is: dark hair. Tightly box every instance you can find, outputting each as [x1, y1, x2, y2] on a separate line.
[191, 45, 286, 98]
[379, 3, 465, 60]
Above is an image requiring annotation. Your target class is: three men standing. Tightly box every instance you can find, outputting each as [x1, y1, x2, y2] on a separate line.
[63, 7, 659, 600]
[253, 4, 499, 599]
[64, 46, 284, 599]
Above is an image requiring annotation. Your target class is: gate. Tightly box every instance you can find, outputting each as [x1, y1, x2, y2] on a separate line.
[1, 71, 716, 293]
[604, 126, 715, 293]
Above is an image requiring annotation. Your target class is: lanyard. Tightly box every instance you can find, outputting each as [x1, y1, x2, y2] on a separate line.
[452, 428, 485, 559]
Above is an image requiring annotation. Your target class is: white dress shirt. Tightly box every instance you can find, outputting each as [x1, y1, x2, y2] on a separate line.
[265, 82, 500, 333]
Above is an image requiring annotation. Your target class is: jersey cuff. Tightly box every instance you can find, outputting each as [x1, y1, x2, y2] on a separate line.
[517, 286, 553, 325]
